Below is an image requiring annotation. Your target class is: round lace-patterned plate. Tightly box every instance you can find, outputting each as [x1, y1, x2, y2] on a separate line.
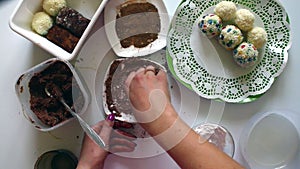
[166, 0, 291, 103]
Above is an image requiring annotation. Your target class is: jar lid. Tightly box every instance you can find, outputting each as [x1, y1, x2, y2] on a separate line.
[34, 149, 78, 169]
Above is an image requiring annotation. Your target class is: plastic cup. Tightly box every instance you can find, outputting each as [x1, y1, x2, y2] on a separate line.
[193, 123, 235, 157]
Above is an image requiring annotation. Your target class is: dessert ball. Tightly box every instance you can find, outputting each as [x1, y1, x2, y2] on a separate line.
[31, 12, 53, 35]
[198, 14, 222, 38]
[43, 0, 67, 16]
[219, 25, 244, 50]
[235, 9, 255, 31]
[214, 1, 237, 21]
[247, 27, 267, 49]
[233, 42, 259, 68]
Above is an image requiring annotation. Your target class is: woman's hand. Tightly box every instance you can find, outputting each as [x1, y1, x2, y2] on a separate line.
[77, 118, 136, 169]
[125, 66, 171, 113]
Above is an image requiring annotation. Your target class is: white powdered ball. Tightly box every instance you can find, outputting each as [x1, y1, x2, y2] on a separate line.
[43, 0, 67, 16]
[31, 12, 53, 35]
[247, 27, 267, 49]
[214, 1, 237, 21]
[235, 9, 255, 32]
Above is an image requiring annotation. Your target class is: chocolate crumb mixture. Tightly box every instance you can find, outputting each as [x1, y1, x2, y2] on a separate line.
[29, 61, 84, 127]
[116, 2, 161, 48]
[105, 58, 161, 117]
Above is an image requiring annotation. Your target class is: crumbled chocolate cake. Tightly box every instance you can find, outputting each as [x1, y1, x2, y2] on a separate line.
[116, 2, 160, 48]
[46, 25, 79, 53]
[56, 7, 90, 38]
[104, 58, 161, 117]
[29, 60, 84, 127]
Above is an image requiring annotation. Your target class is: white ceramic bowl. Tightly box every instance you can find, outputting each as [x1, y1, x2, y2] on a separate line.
[239, 110, 300, 169]
[9, 0, 108, 60]
[15, 58, 90, 131]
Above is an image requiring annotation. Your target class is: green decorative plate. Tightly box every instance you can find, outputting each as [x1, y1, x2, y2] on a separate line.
[166, 0, 291, 103]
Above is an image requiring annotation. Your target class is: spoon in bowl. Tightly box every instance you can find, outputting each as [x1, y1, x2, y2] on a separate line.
[44, 85, 107, 149]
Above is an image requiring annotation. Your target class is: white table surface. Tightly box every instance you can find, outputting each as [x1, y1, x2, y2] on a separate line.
[0, 0, 299, 168]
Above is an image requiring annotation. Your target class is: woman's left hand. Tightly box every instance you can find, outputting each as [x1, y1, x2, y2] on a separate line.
[77, 118, 136, 169]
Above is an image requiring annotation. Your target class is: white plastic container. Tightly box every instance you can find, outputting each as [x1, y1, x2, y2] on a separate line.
[15, 58, 90, 131]
[239, 110, 300, 169]
[9, 0, 109, 60]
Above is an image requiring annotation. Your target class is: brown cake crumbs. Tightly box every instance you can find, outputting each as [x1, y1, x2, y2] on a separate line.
[29, 60, 84, 127]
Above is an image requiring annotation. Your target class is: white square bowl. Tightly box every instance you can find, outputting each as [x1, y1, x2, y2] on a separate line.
[15, 58, 90, 131]
[104, 0, 170, 57]
[9, 0, 108, 60]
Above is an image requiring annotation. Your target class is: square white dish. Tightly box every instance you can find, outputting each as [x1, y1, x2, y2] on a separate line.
[104, 0, 170, 57]
[9, 0, 109, 60]
[15, 58, 90, 131]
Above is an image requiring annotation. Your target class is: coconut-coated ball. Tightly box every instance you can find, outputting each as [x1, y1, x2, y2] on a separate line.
[31, 12, 53, 35]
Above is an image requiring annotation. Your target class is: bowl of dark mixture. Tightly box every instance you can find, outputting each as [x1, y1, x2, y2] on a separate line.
[15, 58, 89, 131]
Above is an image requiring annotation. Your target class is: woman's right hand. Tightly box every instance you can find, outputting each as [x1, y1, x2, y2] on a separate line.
[125, 66, 173, 124]
[125, 66, 171, 112]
